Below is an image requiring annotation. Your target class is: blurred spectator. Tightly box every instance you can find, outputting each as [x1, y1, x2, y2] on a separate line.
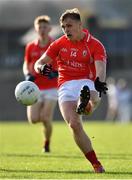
[106, 77, 118, 121]
[117, 78, 132, 123]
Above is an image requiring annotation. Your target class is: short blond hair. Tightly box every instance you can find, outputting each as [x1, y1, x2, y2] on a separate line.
[34, 15, 51, 27]
[60, 8, 81, 23]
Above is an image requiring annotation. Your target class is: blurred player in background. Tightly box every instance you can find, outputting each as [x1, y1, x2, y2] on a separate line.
[105, 77, 118, 121]
[34, 8, 108, 173]
[117, 78, 131, 123]
[23, 15, 58, 152]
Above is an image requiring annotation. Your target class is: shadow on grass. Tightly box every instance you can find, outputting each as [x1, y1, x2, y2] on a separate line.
[0, 168, 132, 175]
[1, 153, 82, 159]
[98, 153, 132, 160]
[1, 152, 132, 160]
[0, 168, 92, 174]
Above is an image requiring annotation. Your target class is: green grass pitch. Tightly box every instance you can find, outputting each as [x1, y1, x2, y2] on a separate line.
[0, 121, 132, 179]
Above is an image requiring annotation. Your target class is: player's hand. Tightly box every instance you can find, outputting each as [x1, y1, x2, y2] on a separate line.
[40, 64, 52, 76]
[48, 71, 58, 79]
[94, 77, 108, 97]
[25, 73, 35, 82]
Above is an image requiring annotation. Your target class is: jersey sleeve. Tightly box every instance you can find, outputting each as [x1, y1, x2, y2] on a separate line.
[45, 40, 60, 60]
[92, 38, 107, 63]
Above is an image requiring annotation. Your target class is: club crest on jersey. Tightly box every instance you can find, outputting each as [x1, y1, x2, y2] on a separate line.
[82, 50, 87, 57]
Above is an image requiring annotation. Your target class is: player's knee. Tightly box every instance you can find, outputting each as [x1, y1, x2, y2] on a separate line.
[69, 120, 82, 132]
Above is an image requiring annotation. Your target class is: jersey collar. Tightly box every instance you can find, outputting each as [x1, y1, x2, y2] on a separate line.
[82, 29, 91, 43]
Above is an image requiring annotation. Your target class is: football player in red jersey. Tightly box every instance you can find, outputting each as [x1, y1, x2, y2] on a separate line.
[34, 9, 108, 172]
[23, 15, 58, 152]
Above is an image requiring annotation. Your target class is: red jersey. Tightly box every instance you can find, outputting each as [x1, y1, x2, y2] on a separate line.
[24, 38, 57, 90]
[46, 29, 107, 87]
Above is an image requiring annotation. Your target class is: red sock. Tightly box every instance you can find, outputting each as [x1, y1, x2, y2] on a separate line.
[85, 150, 101, 165]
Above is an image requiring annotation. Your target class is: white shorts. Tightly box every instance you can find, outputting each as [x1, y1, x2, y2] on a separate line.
[58, 79, 96, 105]
[38, 88, 58, 102]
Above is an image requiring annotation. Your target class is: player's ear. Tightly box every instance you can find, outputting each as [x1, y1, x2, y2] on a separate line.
[34, 25, 39, 33]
